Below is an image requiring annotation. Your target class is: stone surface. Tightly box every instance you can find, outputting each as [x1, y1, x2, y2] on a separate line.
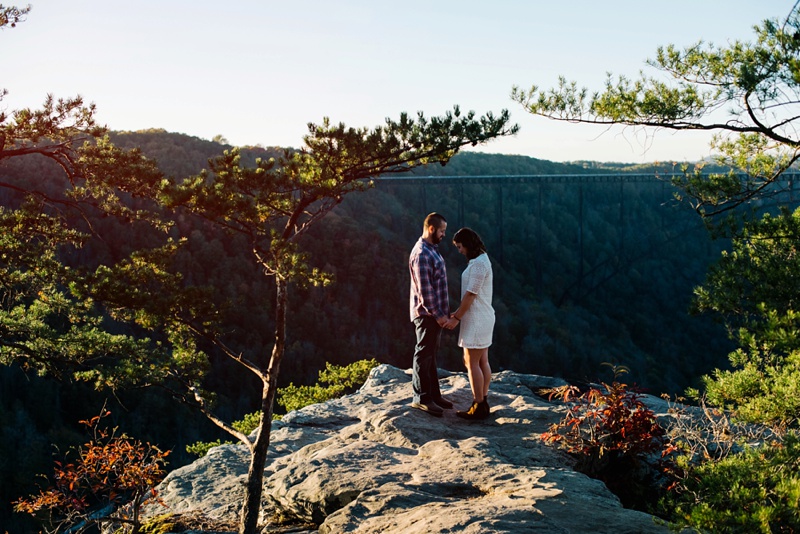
[151, 365, 672, 533]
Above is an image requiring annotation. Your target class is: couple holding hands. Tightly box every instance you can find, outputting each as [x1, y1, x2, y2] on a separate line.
[408, 212, 494, 421]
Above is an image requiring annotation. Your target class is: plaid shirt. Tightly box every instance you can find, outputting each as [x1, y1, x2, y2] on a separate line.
[409, 237, 449, 322]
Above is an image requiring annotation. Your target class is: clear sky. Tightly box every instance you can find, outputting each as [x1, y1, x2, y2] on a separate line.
[2, 1, 794, 163]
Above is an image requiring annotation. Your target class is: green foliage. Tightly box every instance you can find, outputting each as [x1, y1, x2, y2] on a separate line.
[514, 6, 800, 218]
[277, 358, 379, 415]
[517, 6, 800, 526]
[139, 512, 237, 534]
[690, 208, 800, 429]
[318, 358, 381, 392]
[698, 352, 800, 429]
[0, 201, 171, 384]
[694, 208, 800, 339]
[232, 411, 262, 435]
[140, 514, 178, 534]
[187, 359, 379, 457]
[0, 24, 183, 393]
[663, 433, 800, 533]
[185, 439, 232, 458]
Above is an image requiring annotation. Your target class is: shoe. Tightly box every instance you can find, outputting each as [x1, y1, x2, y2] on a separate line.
[433, 396, 454, 409]
[477, 398, 490, 419]
[457, 398, 490, 420]
[411, 401, 443, 417]
[456, 401, 481, 420]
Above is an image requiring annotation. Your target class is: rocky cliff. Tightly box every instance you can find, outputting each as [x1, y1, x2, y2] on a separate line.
[151, 365, 672, 533]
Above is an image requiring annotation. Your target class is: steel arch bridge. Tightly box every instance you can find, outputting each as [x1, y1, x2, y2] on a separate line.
[371, 171, 800, 302]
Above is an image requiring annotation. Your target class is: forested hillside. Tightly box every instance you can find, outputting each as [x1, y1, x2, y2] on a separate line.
[0, 129, 731, 530]
[301, 159, 731, 390]
[102, 130, 730, 391]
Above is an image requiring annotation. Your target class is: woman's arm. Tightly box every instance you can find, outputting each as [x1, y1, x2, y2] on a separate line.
[451, 291, 478, 321]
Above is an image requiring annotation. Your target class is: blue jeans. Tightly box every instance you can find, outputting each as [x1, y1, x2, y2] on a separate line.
[412, 316, 443, 404]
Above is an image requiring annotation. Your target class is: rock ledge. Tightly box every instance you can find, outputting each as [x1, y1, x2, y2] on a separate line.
[152, 365, 670, 533]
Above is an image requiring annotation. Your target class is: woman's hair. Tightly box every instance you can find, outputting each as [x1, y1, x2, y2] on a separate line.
[453, 227, 487, 260]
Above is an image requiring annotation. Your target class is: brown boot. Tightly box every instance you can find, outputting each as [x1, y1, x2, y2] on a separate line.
[476, 398, 490, 419]
[456, 400, 482, 420]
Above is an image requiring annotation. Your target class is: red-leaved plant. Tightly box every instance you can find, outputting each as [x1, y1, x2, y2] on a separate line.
[541, 365, 667, 508]
[14, 410, 169, 534]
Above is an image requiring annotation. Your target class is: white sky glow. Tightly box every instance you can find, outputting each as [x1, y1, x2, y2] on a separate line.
[2, 1, 793, 163]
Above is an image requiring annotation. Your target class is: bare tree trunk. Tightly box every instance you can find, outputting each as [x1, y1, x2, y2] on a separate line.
[239, 277, 287, 534]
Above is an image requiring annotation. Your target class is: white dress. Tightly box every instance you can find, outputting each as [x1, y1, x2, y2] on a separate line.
[458, 253, 495, 349]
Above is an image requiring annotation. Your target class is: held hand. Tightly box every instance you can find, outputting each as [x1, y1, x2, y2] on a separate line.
[444, 317, 459, 330]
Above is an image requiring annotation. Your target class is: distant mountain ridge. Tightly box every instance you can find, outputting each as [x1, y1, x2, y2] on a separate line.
[109, 129, 694, 178]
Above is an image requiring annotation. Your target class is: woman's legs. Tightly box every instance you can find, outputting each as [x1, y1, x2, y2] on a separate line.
[458, 347, 491, 420]
[463, 347, 489, 402]
[479, 350, 491, 400]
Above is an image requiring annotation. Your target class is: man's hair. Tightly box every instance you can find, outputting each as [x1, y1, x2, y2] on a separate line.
[424, 212, 447, 231]
[453, 227, 487, 260]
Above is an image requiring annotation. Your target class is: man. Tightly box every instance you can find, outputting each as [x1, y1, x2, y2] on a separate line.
[408, 212, 454, 416]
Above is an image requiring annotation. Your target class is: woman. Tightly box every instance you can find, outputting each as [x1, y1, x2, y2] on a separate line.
[447, 227, 494, 420]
